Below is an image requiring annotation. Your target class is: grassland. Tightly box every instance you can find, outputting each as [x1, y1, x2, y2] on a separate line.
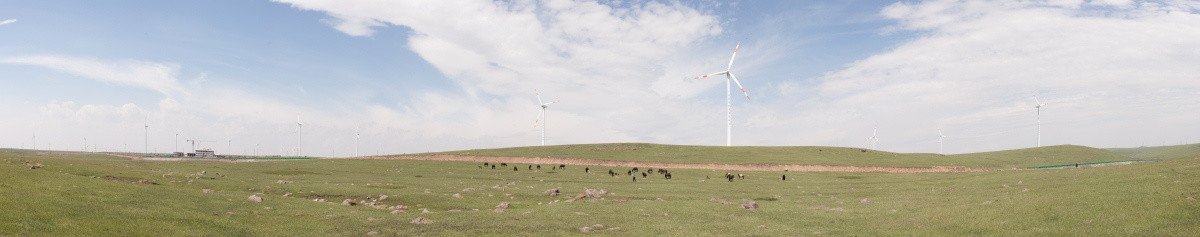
[1, 145, 1199, 236]
[417, 143, 1155, 169]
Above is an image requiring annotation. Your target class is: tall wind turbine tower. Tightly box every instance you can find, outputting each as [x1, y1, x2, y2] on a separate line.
[867, 127, 879, 150]
[938, 129, 947, 154]
[297, 116, 304, 156]
[694, 42, 751, 146]
[144, 120, 149, 153]
[534, 89, 559, 146]
[1034, 93, 1046, 147]
[354, 130, 360, 157]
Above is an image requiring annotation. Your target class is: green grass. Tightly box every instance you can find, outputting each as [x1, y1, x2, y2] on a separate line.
[415, 143, 1145, 169]
[3, 147, 1199, 236]
[1109, 144, 1200, 161]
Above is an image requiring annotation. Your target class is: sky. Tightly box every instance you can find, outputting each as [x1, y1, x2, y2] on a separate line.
[1, 0, 1198, 156]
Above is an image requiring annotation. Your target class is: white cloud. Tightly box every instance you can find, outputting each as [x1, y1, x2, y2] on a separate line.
[274, 0, 726, 149]
[1, 55, 188, 96]
[786, 0, 1200, 152]
[0, 19, 15, 26]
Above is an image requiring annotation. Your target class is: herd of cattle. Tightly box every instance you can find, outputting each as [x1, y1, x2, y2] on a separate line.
[478, 162, 786, 182]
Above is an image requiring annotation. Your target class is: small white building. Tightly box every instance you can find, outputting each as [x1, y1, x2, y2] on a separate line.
[194, 149, 215, 158]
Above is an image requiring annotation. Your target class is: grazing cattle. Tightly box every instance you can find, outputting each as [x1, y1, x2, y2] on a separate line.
[484, 162, 489, 166]
[528, 165, 532, 170]
[608, 170, 615, 177]
[664, 172, 672, 179]
[641, 172, 647, 178]
[738, 173, 745, 179]
[647, 168, 654, 173]
[537, 165, 541, 170]
[632, 176, 637, 182]
[632, 167, 639, 172]
[627, 170, 632, 176]
[501, 163, 508, 167]
[478, 166, 482, 169]
[781, 175, 787, 181]
[725, 173, 735, 182]
[585, 167, 590, 173]
[559, 164, 566, 169]
[491, 165, 496, 169]
[513, 166, 518, 171]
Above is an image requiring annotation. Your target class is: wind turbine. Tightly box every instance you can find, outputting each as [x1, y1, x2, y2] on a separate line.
[695, 42, 751, 146]
[354, 129, 360, 157]
[144, 120, 149, 153]
[1034, 92, 1046, 147]
[533, 89, 559, 146]
[867, 126, 879, 150]
[297, 116, 304, 156]
[938, 129, 947, 154]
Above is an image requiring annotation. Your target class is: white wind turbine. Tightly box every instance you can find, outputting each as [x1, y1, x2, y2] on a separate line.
[694, 42, 751, 146]
[354, 129, 360, 157]
[297, 116, 304, 156]
[534, 89, 560, 146]
[938, 129, 947, 154]
[867, 126, 879, 150]
[1033, 92, 1046, 147]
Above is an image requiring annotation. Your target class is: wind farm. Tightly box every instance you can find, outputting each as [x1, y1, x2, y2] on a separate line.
[3, 0, 1200, 236]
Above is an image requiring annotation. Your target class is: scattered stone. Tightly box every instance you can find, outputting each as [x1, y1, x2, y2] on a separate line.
[378, 195, 388, 201]
[452, 193, 463, 198]
[580, 227, 594, 233]
[342, 199, 357, 206]
[367, 230, 379, 235]
[496, 202, 510, 209]
[294, 211, 303, 216]
[740, 201, 759, 210]
[545, 188, 560, 197]
[1002, 184, 1010, 188]
[710, 197, 737, 205]
[890, 209, 898, 213]
[367, 217, 378, 221]
[1017, 180, 1023, 185]
[593, 224, 604, 228]
[1187, 196, 1196, 201]
[462, 188, 476, 192]
[583, 189, 608, 198]
[421, 208, 432, 213]
[655, 198, 665, 201]
[27, 163, 44, 169]
[411, 217, 433, 224]
[282, 192, 292, 197]
[758, 225, 768, 229]
[202, 189, 213, 194]
[574, 212, 588, 215]
[982, 200, 994, 205]
[448, 209, 462, 212]
[390, 210, 404, 214]
[248, 195, 263, 202]
[859, 198, 871, 204]
[276, 180, 292, 184]
[1022, 188, 1030, 192]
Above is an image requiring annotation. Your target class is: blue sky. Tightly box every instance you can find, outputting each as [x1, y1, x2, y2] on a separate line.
[2, 0, 1198, 156]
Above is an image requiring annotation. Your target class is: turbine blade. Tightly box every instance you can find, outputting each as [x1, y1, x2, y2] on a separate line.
[728, 73, 749, 100]
[542, 99, 560, 106]
[693, 71, 728, 80]
[726, 42, 740, 71]
[534, 109, 544, 128]
[1033, 92, 1042, 105]
[535, 89, 544, 104]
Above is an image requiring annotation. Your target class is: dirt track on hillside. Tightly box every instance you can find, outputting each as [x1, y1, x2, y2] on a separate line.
[364, 155, 987, 173]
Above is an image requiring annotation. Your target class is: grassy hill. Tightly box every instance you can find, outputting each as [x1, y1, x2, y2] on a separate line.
[3, 149, 1198, 235]
[415, 143, 1139, 169]
[1108, 144, 1200, 160]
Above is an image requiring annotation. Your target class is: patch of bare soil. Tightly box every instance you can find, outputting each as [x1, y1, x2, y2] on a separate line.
[365, 155, 985, 173]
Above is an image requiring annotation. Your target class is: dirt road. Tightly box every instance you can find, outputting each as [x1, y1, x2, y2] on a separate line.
[365, 155, 986, 173]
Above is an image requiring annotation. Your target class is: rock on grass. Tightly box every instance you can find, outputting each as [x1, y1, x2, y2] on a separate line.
[740, 201, 758, 210]
[411, 217, 433, 224]
[248, 195, 263, 202]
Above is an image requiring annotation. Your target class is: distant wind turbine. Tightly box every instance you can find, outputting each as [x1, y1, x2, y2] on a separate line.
[938, 129, 947, 154]
[694, 42, 751, 147]
[354, 129, 360, 157]
[144, 120, 150, 153]
[1034, 92, 1046, 147]
[534, 89, 560, 146]
[867, 126, 879, 150]
[297, 116, 304, 156]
